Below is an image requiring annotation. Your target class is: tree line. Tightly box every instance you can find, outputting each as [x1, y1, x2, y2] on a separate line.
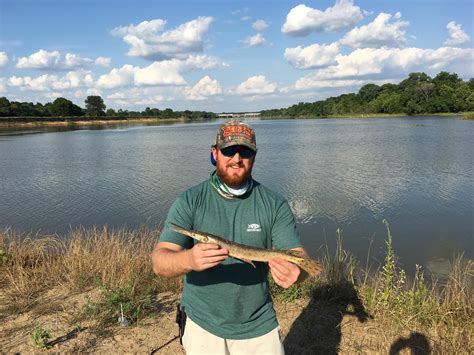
[0, 95, 216, 121]
[261, 72, 474, 118]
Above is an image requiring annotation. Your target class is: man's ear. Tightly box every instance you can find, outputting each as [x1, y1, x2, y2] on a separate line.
[211, 146, 218, 161]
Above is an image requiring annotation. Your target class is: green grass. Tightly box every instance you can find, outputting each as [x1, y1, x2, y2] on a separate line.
[83, 277, 155, 327]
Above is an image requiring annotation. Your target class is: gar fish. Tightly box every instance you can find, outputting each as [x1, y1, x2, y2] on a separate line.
[168, 223, 323, 276]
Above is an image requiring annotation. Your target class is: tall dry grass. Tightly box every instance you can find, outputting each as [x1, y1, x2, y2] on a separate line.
[318, 222, 473, 353]
[1, 225, 472, 351]
[0, 226, 180, 313]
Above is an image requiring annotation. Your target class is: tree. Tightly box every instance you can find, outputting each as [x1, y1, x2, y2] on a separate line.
[106, 108, 117, 117]
[49, 97, 83, 117]
[0, 97, 11, 117]
[358, 83, 382, 102]
[85, 95, 106, 117]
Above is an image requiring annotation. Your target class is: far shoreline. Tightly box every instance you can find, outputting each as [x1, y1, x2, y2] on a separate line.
[0, 116, 195, 129]
[0, 112, 472, 129]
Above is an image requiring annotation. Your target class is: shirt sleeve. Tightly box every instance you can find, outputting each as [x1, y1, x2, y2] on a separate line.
[270, 199, 302, 251]
[158, 193, 195, 249]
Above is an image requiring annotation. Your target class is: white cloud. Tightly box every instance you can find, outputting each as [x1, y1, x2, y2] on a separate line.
[235, 75, 277, 95]
[95, 57, 112, 67]
[253, 20, 269, 32]
[0, 52, 8, 68]
[111, 17, 213, 60]
[106, 87, 177, 107]
[97, 65, 135, 89]
[242, 33, 266, 47]
[110, 19, 167, 38]
[444, 21, 470, 46]
[340, 12, 409, 48]
[134, 61, 186, 86]
[16, 49, 111, 70]
[8, 70, 95, 92]
[183, 55, 226, 70]
[17, 50, 61, 69]
[293, 77, 395, 91]
[96, 55, 224, 89]
[293, 47, 474, 87]
[281, 1, 364, 36]
[185, 76, 222, 100]
[285, 43, 340, 69]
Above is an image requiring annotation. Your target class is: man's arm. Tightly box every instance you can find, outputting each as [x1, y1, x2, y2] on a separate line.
[151, 241, 229, 278]
[268, 247, 309, 289]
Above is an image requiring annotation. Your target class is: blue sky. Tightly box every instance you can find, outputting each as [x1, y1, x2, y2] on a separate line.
[1, 0, 472, 112]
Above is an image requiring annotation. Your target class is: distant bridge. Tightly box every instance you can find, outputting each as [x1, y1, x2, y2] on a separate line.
[217, 112, 261, 118]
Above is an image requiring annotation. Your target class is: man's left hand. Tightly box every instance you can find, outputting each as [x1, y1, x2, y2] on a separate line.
[268, 257, 301, 289]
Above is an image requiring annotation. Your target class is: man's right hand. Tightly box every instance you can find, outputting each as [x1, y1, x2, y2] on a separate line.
[187, 243, 229, 272]
[152, 241, 229, 278]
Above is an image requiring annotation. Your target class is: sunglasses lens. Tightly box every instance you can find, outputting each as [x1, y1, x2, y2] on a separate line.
[221, 147, 237, 157]
[239, 148, 255, 158]
[221, 146, 255, 158]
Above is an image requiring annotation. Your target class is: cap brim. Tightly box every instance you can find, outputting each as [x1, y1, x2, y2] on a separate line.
[217, 141, 257, 152]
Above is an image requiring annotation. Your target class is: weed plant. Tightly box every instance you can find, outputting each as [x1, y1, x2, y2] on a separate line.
[31, 326, 51, 349]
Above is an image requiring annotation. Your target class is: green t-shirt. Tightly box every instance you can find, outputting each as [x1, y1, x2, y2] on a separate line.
[159, 173, 302, 339]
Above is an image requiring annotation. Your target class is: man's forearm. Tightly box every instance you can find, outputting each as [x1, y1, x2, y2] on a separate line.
[152, 247, 192, 278]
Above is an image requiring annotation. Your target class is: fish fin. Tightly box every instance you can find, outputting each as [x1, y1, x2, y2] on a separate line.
[234, 257, 256, 268]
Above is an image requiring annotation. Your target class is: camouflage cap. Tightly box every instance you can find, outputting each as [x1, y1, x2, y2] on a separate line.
[215, 120, 257, 152]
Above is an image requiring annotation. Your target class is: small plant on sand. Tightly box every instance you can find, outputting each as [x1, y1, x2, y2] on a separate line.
[31, 326, 51, 349]
[84, 277, 154, 326]
[269, 275, 316, 303]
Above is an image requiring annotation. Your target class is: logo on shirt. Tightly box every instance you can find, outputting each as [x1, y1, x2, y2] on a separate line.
[247, 223, 261, 232]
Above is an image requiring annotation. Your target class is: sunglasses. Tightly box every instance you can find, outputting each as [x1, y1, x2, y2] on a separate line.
[220, 146, 255, 159]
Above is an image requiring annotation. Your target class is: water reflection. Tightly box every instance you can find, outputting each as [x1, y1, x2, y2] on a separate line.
[0, 117, 472, 277]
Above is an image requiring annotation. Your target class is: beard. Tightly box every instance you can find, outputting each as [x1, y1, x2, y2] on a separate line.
[216, 161, 253, 188]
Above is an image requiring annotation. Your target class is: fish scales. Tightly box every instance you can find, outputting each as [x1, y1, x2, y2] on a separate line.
[168, 223, 323, 276]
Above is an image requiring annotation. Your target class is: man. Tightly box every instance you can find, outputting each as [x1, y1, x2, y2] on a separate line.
[152, 120, 308, 354]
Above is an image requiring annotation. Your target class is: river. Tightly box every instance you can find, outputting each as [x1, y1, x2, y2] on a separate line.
[1, 117, 472, 276]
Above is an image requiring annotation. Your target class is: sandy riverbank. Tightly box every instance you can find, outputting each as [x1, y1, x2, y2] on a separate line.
[0, 285, 449, 354]
[1, 228, 471, 353]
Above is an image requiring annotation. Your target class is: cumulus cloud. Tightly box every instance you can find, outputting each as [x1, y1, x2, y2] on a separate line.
[185, 76, 222, 100]
[235, 75, 277, 95]
[292, 46, 474, 88]
[340, 12, 409, 48]
[111, 17, 213, 61]
[293, 77, 395, 91]
[285, 43, 340, 69]
[17, 50, 61, 69]
[96, 65, 135, 89]
[16, 49, 111, 70]
[253, 20, 269, 32]
[281, 0, 364, 36]
[8, 70, 95, 92]
[134, 61, 186, 86]
[0, 52, 8, 68]
[96, 55, 224, 89]
[444, 21, 470, 46]
[242, 33, 266, 47]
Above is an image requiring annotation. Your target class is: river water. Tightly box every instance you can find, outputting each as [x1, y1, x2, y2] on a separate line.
[0, 117, 472, 276]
